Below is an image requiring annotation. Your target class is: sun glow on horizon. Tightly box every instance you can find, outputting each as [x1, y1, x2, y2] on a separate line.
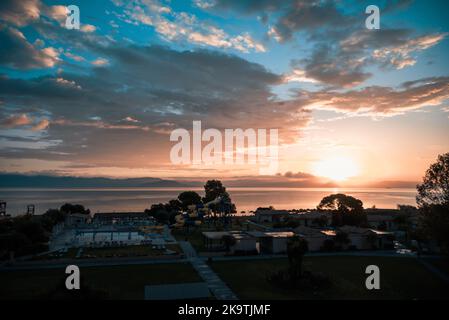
[312, 156, 360, 181]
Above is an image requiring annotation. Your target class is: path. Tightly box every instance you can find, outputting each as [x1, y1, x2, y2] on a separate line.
[179, 241, 238, 300]
[417, 258, 449, 284]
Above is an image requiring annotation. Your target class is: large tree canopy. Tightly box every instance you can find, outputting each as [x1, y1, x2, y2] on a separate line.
[317, 193, 366, 227]
[317, 193, 364, 213]
[417, 152, 449, 207]
[203, 180, 236, 214]
[177, 191, 202, 210]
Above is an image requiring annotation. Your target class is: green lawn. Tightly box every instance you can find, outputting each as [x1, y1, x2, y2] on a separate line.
[0, 263, 200, 300]
[210, 256, 449, 300]
[30, 248, 79, 261]
[425, 257, 449, 274]
[81, 244, 181, 258]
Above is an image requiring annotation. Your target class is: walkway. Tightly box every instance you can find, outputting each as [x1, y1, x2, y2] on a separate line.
[179, 241, 238, 300]
[418, 258, 449, 284]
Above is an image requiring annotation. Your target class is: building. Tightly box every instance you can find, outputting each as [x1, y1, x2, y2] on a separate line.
[248, 231, 295, 254]
[65, 212, 91, 227]
[202, 231, 257, 253]
[92, 212, 155, 225]
[290, 211, 331, 227]
[294, 226, 333, 251]
[230, 232, 258, 254]
[338, 226, 394, 250]
[253, 209, 290, 223]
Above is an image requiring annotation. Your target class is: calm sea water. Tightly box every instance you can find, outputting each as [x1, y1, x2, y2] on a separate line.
[0, 187, 417, 216]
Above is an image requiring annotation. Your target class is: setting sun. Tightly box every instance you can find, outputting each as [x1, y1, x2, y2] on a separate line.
[312, 156, 360, 181]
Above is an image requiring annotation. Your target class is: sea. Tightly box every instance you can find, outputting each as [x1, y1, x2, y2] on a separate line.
[0, 187, 417, 216]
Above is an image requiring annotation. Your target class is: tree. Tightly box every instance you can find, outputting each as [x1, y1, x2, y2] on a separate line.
[0, 232, 30, 260]
[417, 152, 449, 207]
[177, 191, 201, 210]
[222, 235, 236, 252]
[60, 203, 90, 215]
[416, 153, 449, 254]
[41, 209, 67, 232]
[419, 204, 449, 253]
[168, 199, 182, 211]
[203, 180, 236, 215]
[335, 231, 350, 249]
[13, 217, 49, 243]
[203, 180, 227, 204]
[287, 236, 308, 283]
[145, 203, 170, 224]
[317, 193, 366, 227]
[312, 215, 328, 228]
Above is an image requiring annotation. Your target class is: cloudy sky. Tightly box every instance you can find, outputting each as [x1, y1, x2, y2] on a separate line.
[0, 0, 448, 185]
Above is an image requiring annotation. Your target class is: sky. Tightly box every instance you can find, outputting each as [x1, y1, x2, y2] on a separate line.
[0, 0, 448, 186]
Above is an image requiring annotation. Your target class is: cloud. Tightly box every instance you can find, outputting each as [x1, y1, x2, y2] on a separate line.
[1, 114, 32, 127]
[91, 58, 109, 66]
[0, 113, 49, 131]
[291, 45, 372, 88]
[0, 25, 60, 69]
[0, 0, 41, 27]
[372, 33, 447, 69]
[298, 77, 449, 116]
[64, 51, 85, 62]
[284, 69, 318, 84]
[114, 0, 265, 53]
[80, 24, 96, 33]
[44, 4, 67, 24]
[282, 171, 315, 179]
[32, 119, 49, 131]
[206, 1, 441, 88]
[287, 29, 446, 88]
[55, 77, 82, 89]
[0, 45, 311, 169]
[207, 0, 353, 42]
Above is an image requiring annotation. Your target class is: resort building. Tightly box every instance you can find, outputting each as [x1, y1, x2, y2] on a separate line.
[92, 212, 155, 225]
[202, 230, 295, 254]
[294, 226, 334, 251]
[338, 226, 394, 250]
[248, 231, 295, 254]
[65, 212, 91, 227]
[253, 209, 290, 223]
[290, 211, 331, 227]
[202, 231, 257, 253]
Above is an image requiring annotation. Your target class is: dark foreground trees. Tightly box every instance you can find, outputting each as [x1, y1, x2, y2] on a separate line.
[0, 203, 88, 260]
[417, 152, 449, 254]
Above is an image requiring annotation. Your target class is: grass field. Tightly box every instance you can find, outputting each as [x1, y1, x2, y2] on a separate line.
[209, 256, 449, 300]
[81, 244, 181, 258]
[0, 263, 200, 300]
[425, 257, 449, 274]
[30, 248, 79, 261]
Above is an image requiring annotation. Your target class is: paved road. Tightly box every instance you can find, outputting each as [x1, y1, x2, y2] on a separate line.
[179, 241, 238, 300]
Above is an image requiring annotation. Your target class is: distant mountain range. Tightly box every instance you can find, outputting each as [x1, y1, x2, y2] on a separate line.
[0, 174, 189, 188]
[0, 173, 418, 189]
